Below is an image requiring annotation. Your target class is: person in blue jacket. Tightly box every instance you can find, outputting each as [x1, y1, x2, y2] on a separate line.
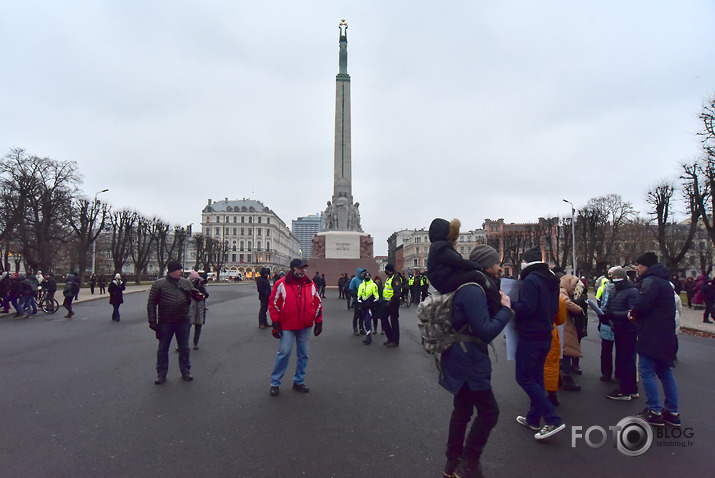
[438, 245, 512, 478]
[349, 268, 366, 335]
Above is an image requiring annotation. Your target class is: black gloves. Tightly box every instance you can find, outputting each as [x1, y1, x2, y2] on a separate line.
[272, 321, 282, 339]
[149, 323, 161, 340]
[314, 322, 323, 336]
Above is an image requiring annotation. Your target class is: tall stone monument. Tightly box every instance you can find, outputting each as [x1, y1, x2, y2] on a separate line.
[311, 20, 375, 283]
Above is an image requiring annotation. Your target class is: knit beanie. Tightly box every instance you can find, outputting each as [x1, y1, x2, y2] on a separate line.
[522, 246, 543, 263]
[469, 245, 501, 269]
[610, 267, 628, 279]
[635, 252, 658, 267]
[167, 260, 183, 273]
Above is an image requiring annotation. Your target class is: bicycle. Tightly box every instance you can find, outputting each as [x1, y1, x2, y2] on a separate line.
[400, 290, 411, 308]
[39, 289, 60, 314]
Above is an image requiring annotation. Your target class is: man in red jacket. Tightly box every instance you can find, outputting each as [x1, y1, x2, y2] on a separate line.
[269, 258, 323, 397]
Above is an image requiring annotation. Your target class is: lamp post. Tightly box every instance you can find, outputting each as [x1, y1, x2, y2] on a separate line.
[92, 189, 109, 275]
[563, 199, 577, 276]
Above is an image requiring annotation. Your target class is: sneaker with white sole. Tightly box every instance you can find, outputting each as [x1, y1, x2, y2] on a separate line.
[534, 423, 566, 440]
[662, 409, 681, 427]
[516, 416, 541, 431]
[606, 388, 632, 401]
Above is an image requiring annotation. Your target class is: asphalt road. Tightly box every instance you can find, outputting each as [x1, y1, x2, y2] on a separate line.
[0, 283, 713, 477]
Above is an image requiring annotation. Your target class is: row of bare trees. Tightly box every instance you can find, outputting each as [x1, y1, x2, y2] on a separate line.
[0, 148, 229, 284]
[494, 96, 715, 279]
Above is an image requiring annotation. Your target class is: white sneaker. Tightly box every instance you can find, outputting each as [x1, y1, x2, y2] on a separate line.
[516, 416, 541, 431]
[534, 423, 566, 440]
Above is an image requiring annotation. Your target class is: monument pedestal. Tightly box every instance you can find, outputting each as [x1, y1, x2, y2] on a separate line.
[310, 231, 375, 287]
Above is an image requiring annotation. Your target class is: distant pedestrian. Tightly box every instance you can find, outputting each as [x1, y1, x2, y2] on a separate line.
[382, 264, 402, 347]
[702, 279, 715, 324]
[268, 258, 322, 397]
[682, 276, 694, 308]
[188, 270, 209, 349]
[5, 273, 22, 316]
[63, 272, 80, 318]
[670, 274, 682, 295]
[0, 271, 10, 312]
[108, 273, 126, 321]
[256, 267, 272, 328]
[43, 273, 57, 308]
[89, 273, 97, 294]
[320, 273, 326, 298]
[98, 274, 107, 294]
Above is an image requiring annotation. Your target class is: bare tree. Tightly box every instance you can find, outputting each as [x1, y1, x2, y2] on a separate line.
[110, 210, 137, 274]
[0, 148, 79, 273]
[130, 215, 159, 284]
[578, 194, 634, 277]
[192, 234, 208, 272]
[500, 228, 536, 276]
[646, 179, 699, 272]
[68, 197, 108, 285]
[155, 223, 190, 276]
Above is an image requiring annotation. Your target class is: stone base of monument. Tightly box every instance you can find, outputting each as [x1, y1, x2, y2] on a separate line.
[310, 231, 376, 287]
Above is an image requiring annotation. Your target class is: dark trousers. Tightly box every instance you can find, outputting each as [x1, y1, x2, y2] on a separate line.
[704, 302, 714, 321]
[3, 295, 20, 314]
[614, 329, 637, 394]
[193, 324, 202, 345]
[515, 339, 561, 427]
[446, 386, 499, 464]
[156, 319, 191, 377]
[112, 304, 121, 320]
[352, 302, 363, 330]
[258, 297, 269, 325]
[600, 338, 614, 379]
[412, 287, 420, 304]
[63, 296, 74, 314]
[384, 301, 400, 344]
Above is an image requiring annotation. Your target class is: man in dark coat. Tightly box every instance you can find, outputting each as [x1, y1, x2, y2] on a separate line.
[256, 267, 272, 328]
[701, 279, 715, 323]
[511, 247, 565, 440]
[108, 273, 126, 321]
[147, 260, 204, 385]
[602, 267, 639, 400]
[629, 252, 679, 427]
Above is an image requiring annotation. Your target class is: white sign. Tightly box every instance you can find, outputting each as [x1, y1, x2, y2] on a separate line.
[325, 232, 360, 259]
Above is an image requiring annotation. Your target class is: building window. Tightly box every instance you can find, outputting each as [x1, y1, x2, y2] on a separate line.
[267, 218, 271, 224]
[266, 229, 270, 237]
[224, 227, 229, 235]
[247, 254, 252, 262]
[232, 241, 237, 251]
[241, 227, 245, 235]
[233, 227, 237, 235]
[414, 259, 418, 266]
[258, 217, 262, 224]
[257, 228, 262, 236]
[266, 241, 270, 250]
[232, 254, 236, 262]
[248, 229, 252, 235]
[241, 216, 245, 223]
[257, 240, 262, 251]
[206, 217, 210, 223]
[215, 227, 220, 235]
[248, 241, 252, 251]
[240, 241, 245, 251]
[240, 254, 244, 263]
[225, 216, 229, 222]
[249, 216, 253, 224]
[217, 216, 221, 223]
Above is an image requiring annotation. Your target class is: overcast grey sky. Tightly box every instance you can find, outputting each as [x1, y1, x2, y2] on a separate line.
[2, 1, 713, 256]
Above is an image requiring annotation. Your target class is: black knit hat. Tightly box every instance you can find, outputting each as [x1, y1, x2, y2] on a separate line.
[167, 260, 183, 273]
[385, 263, 395, 273]
[522, 246, 542, 263]
[635, 252, 658, 267]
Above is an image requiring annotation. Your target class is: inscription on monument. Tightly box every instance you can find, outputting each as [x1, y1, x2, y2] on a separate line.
[325, 233, 360, 259]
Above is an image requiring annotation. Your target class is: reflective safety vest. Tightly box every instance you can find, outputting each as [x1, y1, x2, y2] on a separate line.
[358, 280, 379, 301]
[384, 275, 398, 300]
[421, 276, 428, 286]
[409, 277, 414, 286]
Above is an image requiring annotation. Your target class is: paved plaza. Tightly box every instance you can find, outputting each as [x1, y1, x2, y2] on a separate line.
[0, 283, 713, 477]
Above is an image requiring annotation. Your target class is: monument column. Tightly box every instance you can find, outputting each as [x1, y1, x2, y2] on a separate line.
[333, 19, 352, 207]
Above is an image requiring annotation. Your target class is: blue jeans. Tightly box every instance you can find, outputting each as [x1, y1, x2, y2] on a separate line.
[156, 319, 191, 377]
[515, 339, 562, 427]
[638, 355, 678, 414]
[270, 327, 311, 387]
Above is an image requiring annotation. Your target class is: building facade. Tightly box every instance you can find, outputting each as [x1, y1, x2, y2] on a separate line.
[390, 227, 487, 274]
[292, 214, 323, 259]
[202, 198, 300, 278]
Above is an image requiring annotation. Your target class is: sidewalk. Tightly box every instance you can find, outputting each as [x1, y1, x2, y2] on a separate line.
[0, 283, 152, 318]
[679, 305, 715, 337]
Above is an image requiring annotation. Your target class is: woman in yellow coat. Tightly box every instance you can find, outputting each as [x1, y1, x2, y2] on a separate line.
[544, 295, 567, 405]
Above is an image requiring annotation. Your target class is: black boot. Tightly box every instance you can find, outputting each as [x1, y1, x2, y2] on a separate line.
[560, 374, 581, 391]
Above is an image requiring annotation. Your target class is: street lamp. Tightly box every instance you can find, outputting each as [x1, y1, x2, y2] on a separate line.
[92, 189, 109, 275]
[563, 199, 577, 276]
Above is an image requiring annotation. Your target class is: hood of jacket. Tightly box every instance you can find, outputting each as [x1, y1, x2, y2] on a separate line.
[521, 263, 560, 292]
[641, 262, 670, 282]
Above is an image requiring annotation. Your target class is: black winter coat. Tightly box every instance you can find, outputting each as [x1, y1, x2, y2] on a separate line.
[631, 263, 677, 364]
[603, 279, 638, 334]
[147, 276, 201, 325]
[512, 263, 560, 342]
[108, 280, 125, 305]
[256, 275, 271, 300]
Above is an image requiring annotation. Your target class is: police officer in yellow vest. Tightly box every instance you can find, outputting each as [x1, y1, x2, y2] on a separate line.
[382, 264, 403, 347]
[358, 272, 380, 345]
